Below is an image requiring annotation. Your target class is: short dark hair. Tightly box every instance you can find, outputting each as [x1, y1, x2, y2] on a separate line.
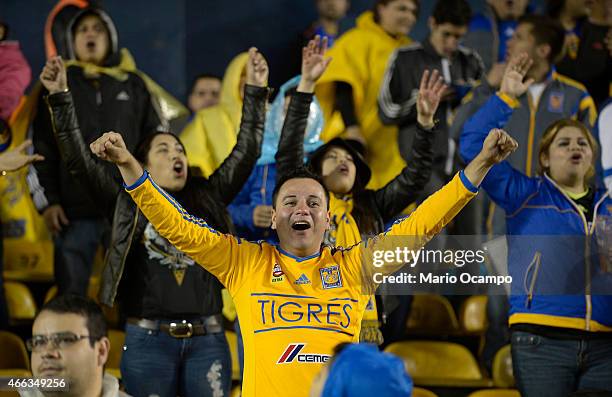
[373, 0, 420, 23]
[134, 131, 186, 166]
[272, 167, 330, 210]
[39, 295, 107, 347]
[189, 73, 222, 93]
[432, 0, 471, 26]
[518, 15, 565, 64]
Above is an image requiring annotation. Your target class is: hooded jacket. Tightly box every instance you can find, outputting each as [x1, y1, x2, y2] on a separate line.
[180, 53, 248, 177]
[315, 11, 412, 190]
[45, 83, 267, 308]
[32, 7, 162, 219]
[460, 93, 612, 331]
[228, 76, 324, 242]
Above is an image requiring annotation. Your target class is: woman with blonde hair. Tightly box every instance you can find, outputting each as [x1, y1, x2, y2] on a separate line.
[460, 53, 612, 397]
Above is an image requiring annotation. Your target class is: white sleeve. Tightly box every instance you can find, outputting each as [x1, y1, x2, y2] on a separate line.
[599, 103, 612, 195]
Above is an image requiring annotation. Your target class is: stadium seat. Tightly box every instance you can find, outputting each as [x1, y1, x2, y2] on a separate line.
[406, 295, 460, 334]
[492, 344, 514, 388]
[385, 341, 493, 388]
[106, 329, 125, 379]
[231, 385, 242, 397]
[0, 331, 30, 371]
[458, 295, 488, 334]
[226, 330, 241, 381]
[413, 387, 438, 397]
[467, 389, 520, 397]
[4, 281, 37, 322]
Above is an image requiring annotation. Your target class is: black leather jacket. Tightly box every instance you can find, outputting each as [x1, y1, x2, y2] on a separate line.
[47, 85, 268, 307]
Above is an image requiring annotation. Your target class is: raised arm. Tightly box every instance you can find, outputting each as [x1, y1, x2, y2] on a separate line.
[275, 36, 331, 181]
[374, 69, 445, 222]
[40, 56, 120, 215]
[209, 48, 269, 205]
[89, 131, 261, 291]
[353, 128, 519, 282]
[459, 53, 538, 212]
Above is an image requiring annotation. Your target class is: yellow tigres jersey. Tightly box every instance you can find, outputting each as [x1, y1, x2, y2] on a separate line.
[126, 171, 477, 397]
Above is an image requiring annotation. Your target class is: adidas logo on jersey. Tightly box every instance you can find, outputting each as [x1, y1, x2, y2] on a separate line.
[294, 274, 311, 285]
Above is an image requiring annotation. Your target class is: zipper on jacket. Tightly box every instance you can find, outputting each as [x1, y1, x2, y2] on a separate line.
[546, 175, 611, 330]
[110, 210, 139, 303]
[524, 251, 542, 308]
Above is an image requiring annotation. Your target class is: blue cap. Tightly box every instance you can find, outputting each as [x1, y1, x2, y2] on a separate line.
[321, 344, 413, 397]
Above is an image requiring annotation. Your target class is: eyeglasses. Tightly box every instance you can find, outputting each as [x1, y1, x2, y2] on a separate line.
[26, 332, 97, 352]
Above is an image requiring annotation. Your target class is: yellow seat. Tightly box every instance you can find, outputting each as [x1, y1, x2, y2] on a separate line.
[459, 295, 488, 334]
[231, 385, 242, 397]
[4, 281, 37, 322]
[0, 331, 30, 370]
[412, 387, 438, 397]
[406, 295, 459, 334]
[226, 330, 241, 381]
[468, 389, 521, 397]
[385, 341, 492, 388]
[493, 344, 514, 388]
[106, 329, 125, 379]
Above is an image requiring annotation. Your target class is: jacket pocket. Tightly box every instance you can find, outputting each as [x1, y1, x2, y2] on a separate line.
[523, 251, 542, 308]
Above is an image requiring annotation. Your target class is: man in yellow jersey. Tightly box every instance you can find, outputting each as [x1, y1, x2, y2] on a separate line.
[89, 54, 520, 397]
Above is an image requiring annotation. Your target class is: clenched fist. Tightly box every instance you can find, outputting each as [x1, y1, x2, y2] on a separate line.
[479, 128, 519, 166]
[90, 131, 132, 165]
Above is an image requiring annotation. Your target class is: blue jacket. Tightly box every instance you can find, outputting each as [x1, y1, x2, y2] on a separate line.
[460, 93, 612, 331]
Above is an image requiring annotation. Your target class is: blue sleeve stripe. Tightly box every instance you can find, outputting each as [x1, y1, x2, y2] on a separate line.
[148, 176, 220, 235]
[604, 168, 612, 177]
[123, 170, 149, 190]
[459, 170, 479, 193]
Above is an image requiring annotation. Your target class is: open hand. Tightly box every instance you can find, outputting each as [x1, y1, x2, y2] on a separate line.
[500, 53, 534, 100]
[40, 56, 68, 94]
[245, 47, 269, 88]
[298, 35, 332, 92]
[0, 140, 44, 172]
[416, 69, 446, 127]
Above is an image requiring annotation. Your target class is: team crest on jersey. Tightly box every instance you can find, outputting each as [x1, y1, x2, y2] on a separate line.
[320, 265, 342, 289]
[272, 263, 285, 283]
[548, 91, 564, 113]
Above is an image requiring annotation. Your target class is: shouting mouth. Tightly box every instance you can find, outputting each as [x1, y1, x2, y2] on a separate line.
[292, 220, 312, 231]
[173, 161, 185, 177]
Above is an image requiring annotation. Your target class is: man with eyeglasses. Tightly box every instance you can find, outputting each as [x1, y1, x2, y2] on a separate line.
[21, 294, 130, 397]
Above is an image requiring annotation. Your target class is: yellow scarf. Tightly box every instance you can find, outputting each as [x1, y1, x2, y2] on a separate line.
[329, 195, 383, 344]
[66, 48, 189, 122]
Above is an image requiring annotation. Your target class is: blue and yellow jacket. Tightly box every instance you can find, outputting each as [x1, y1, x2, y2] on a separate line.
[460, 93, 612, 331]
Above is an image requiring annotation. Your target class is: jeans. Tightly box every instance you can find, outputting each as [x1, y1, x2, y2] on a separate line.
[512, 331, 612, 397]
[54, 218, 107, 295]
[121, 323, 232, 397]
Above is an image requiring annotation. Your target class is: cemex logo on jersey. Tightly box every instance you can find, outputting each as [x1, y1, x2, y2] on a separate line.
[272, 263, 285, 283]
[277, 343, 331, 364]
